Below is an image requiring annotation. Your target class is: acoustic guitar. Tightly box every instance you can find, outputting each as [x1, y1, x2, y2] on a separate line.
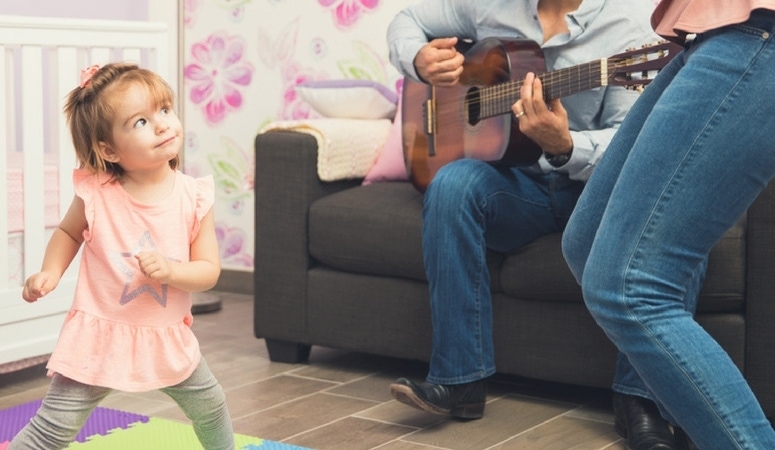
[402, 38, 682, 192]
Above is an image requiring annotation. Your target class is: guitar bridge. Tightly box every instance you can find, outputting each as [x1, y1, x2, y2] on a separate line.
[424, 98, 435, 156]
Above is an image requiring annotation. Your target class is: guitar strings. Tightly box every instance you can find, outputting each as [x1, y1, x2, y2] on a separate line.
[431, 71, 607, 123]
[427, 43, 674, 123]
[475, 63, 613, 103]
[432, 60, 630, 123]
[470, 56, 650, 107]
[456, 68, 607, 107]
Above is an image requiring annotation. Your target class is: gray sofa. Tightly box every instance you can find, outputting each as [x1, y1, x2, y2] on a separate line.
[253, 129, 775, 419]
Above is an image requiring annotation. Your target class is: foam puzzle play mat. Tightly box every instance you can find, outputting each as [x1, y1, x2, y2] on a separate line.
[0, 400, 311, 449]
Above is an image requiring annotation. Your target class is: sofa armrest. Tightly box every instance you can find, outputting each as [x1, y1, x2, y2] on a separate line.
[253, 130, 360, 345]
[744, 180, 775, 419]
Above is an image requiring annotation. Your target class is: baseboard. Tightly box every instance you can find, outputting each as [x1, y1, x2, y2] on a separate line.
[214, 269, 254, 295]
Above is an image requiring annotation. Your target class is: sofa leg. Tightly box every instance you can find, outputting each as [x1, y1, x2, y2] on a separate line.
[264, 339, 311, 363]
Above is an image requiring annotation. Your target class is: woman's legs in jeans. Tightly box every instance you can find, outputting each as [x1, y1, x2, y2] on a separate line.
[612, 257, 706, 401]
[8, 375, 110, 449]
[162, 358, 234, 450]
[564, 14, 775, 449]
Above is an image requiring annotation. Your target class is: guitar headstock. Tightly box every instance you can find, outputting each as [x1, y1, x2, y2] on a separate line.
[608, 41, 683, 91]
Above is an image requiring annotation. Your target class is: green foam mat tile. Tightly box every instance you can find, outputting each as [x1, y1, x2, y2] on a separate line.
[66, 417, 309, 449]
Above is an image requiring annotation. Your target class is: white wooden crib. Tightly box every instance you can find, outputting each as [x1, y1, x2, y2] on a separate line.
[0, 15, 169, 371]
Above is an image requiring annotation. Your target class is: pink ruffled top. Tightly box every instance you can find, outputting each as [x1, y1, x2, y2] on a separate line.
[652, 0, 775, 42]
[46, 169, 214, 392]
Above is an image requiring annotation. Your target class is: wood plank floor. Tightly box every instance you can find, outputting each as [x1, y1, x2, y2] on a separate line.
[0, 292, 627, 449]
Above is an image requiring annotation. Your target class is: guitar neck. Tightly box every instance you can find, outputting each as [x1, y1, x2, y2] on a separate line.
[481, 58, 609, 119]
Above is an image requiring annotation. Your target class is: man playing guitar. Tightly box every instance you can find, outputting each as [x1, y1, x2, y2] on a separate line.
[387, 1, 692, 449]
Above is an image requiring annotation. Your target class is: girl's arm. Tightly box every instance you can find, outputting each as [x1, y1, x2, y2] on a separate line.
[22, 196, 87, 302]
[135, 207, 221, 293]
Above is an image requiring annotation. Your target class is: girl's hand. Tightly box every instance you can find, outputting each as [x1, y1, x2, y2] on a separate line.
[135, 251, 173, 284]
[23, 272, 59, 303]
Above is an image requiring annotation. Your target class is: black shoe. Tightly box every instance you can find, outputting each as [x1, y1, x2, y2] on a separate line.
[673, 427, 700, 450]
[389, 377, 486, 419]
[613, 392, 678, 450]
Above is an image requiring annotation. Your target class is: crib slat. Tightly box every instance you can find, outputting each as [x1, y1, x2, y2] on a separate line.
[56, 48, 79, 282]
[21, 45, 46, 279]
[123, 48, 142, 66]
[0, 44, 8, 287]
[151, 42, 169, 81]
[57, 48, 77, 215]
[90, 47, 111, 66]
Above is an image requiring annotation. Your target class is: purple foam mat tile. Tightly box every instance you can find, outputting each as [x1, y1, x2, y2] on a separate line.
[74, 406, 149, 443]
[0, 400, 148, 443]
[0, 400, 42, 441]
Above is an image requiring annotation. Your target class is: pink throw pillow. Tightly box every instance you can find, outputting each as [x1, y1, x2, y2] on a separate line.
[362, 93, 408, 185]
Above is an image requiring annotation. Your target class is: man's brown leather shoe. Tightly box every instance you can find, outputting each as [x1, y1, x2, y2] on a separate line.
[389, 377, 486, 419]
[613, 392, 678, 450]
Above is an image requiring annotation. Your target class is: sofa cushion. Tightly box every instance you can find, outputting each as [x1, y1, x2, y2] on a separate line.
[309, 182, 503, 288]
[311, 181, 746, 314]
[309, 183, 427, 281]
[500, 233, 582, 302]
[500, 215, 747, 313]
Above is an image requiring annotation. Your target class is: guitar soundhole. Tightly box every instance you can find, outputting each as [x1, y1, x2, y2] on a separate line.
[465, 87, 481, 126]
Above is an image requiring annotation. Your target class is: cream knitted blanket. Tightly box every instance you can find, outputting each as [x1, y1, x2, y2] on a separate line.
[259, 118, 392, 181]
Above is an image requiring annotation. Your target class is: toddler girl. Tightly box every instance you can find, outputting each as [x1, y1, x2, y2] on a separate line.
[9, 62, 234, 449]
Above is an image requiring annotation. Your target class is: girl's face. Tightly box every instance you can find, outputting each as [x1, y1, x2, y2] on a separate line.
[101, 83, 182, 174]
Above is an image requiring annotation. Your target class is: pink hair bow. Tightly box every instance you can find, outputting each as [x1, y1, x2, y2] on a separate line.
[79, 64, 101, 88]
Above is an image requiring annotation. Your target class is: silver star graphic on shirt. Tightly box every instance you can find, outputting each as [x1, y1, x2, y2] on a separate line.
[111, 231, 168, 307]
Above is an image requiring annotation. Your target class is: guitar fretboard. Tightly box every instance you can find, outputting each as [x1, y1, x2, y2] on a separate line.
[479, 58, 609, 119]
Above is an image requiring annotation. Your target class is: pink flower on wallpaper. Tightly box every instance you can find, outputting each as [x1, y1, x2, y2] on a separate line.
[281, 83, 313, 120]
[184, 0, 199, 28]
[185, 31, 253, 126]
[318, 0, 379, 29]
[216, 222, 253, 268]
[279, 62, 326, 120]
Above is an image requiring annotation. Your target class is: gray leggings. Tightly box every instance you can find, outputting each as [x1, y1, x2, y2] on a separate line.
[9, 358, 234, 450]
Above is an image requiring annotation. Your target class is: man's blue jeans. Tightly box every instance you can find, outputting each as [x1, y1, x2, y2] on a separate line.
[422, 159, 650, 399]
[563, 10, 775, 449]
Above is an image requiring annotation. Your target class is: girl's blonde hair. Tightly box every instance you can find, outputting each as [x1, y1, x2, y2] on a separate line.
[63, 62, 180, 178]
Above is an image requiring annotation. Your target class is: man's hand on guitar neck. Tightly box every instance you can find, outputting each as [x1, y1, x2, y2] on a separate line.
[512, 72, 574, 157]
[414, 37, 465, 86]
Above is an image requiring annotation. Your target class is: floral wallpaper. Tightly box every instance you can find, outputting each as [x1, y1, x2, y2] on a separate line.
[182, 0, 416, 272]
[182, 0, 661, 273]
